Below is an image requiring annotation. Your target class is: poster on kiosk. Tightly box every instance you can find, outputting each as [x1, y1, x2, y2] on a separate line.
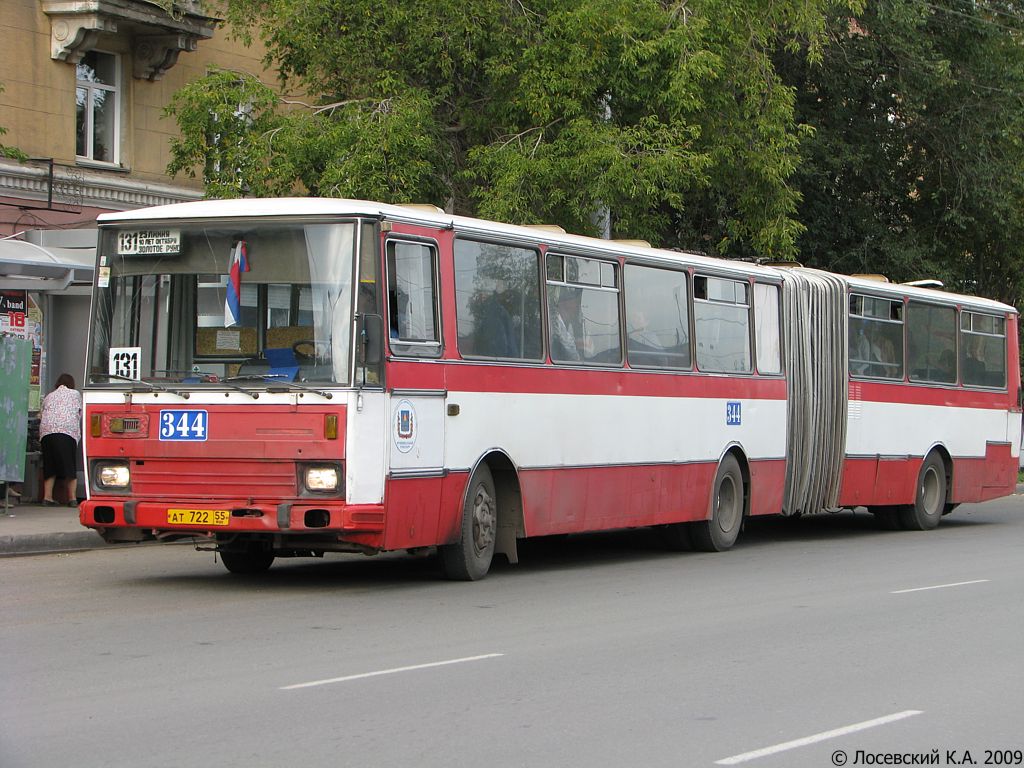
[0, 290, 43, 411]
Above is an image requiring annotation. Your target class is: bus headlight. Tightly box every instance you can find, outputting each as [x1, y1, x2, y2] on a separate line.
[96, 461, 131, 489]
[304, 466, 339, 492]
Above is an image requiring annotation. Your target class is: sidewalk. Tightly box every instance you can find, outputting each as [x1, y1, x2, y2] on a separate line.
[0, 498, 107, 556]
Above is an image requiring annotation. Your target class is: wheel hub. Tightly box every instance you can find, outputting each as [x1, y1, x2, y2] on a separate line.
[471, 485, 496, 554]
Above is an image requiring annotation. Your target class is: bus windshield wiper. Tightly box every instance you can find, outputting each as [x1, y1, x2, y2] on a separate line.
[224, 374, 332, 399]
[192, 373, 260, 399]
[92, 373, 190, 399]
[265, 378, 333, 400]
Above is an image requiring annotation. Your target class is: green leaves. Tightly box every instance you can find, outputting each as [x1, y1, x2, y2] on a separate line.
[786, 0, 1024, 305]
[167, 0, 852, 257]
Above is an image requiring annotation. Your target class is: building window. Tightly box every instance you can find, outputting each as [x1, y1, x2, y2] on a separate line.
[76, 51, 119, 164]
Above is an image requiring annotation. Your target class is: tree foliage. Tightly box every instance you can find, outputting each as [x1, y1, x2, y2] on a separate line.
[783, 0, 1024, 305]
[166, 0, 853, 257]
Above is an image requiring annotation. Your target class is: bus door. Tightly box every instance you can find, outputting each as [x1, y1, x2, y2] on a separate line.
[388, 390, 447, 473]
[383, 231, 447, 476]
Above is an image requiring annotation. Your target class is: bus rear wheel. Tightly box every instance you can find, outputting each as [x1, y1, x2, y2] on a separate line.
[220, 547, 275, 574]
[439, 464, 497, 581]
[898, 453, 946, 531]
[691, 455, 744, 552]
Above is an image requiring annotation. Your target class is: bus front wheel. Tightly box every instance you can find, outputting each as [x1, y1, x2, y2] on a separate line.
[898, 453, 946, 531]
[220, 547, 275, 574]
[691, 455, 744, 552]
[439, 464, 497, 581]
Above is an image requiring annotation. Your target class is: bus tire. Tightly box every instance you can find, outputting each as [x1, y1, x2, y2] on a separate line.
[439, 463, 497, 581]
[898, 453, 946, 531]
[220, 547, 275, 574]
[691, 455, 744, 552]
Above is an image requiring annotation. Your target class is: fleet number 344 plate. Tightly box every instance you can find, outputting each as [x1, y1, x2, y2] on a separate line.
[167, 509, 230, 526]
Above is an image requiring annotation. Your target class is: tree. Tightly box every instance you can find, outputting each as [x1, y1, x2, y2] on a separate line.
[166, 0, 853, 258]
[783, 0, 1024, 305]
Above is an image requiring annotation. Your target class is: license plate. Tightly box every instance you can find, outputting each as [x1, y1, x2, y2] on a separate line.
[167, 509, 231, 526]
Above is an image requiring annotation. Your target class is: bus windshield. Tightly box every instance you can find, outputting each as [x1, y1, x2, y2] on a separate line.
[88, 220, 357, 386]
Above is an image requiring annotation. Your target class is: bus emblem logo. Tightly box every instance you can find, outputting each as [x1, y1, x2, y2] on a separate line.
[726, 401, 742, 426]
[394, 399, 417, 453]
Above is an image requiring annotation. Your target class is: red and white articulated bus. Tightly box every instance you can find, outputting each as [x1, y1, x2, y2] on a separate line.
[79, 199, 1021, 579]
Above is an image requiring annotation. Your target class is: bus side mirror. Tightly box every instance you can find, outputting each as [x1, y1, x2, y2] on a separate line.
[359, 313, 383, 366]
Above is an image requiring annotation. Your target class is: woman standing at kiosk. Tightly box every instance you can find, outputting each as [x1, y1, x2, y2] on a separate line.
[39, 373, 81, 506]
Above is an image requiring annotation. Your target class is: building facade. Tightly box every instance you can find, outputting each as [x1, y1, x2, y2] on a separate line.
[0, 0, 270, 498]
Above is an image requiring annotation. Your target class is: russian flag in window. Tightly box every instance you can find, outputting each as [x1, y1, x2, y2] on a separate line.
[224, 240, 249, 328]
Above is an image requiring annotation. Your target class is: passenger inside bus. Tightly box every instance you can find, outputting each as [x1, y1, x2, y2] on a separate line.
[963, 336, 993, 386]
[627, 309, 668, 367]
[473, 279, 518, 358]
[387, 287, 407, 340]
[550, 287, 583, 361]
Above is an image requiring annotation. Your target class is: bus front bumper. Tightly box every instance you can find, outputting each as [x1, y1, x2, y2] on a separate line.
[79, 499, 385, 543]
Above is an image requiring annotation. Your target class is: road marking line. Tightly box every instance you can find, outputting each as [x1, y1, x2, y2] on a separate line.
[714, 710, 923, 765]
[891, 579, 990, 594]
[280, 653, 504, 690]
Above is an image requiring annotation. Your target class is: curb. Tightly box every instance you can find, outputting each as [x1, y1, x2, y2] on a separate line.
[0, 530, 108, 557]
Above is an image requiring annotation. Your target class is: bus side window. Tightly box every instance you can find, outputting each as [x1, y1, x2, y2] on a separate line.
[849, 294, 904, 380]
[907, 302, 956, 384]
[454, 239, 543, 361]
[961, 311, 1007, 388]
[546, 254, 622, 366]
[753, 283, 781, 375]
[623, 263, 691, 370]
[694, 275, 751, 373]
[386, 239, 441, 357]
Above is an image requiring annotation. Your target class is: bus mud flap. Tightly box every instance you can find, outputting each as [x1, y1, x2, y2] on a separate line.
[495, 521, 518, 564]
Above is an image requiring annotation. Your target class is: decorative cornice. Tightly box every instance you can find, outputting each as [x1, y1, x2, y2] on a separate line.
[40, 0, 218, 80]
[0, 158, 203, 211]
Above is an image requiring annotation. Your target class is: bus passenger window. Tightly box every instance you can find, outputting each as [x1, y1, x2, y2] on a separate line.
[753, 283, 781, 375]
[386, 240, 441, 357]
[454, 240, 542, 361]
[849, 294, 904, 380]
[907, 302, 956, 384]
[960, 311, 1006, 388]
[623, 264, 690, 369]
[694, 275, 751, 373]
[546, 254, 621, 366]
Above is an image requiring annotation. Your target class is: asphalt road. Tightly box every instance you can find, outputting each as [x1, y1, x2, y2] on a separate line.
[3, 497, 1023, 768]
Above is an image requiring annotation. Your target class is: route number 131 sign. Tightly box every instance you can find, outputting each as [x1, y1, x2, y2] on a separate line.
[108, 347, 142, 380]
